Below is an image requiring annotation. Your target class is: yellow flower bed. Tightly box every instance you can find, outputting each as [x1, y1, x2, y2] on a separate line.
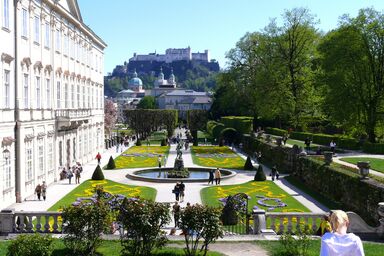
[191, 146, 245, 169]
[114, 146, 169, 168]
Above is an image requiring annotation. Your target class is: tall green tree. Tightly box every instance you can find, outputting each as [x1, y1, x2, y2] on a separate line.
[318, 8, 384, 142]
[137, 96, 157, 109]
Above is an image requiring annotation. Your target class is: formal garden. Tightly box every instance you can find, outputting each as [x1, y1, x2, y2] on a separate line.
[111, 146, 169, 169]
[191, 146, 245, 169]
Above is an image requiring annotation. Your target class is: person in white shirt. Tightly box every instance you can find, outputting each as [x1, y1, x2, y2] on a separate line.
[330, 140, 337, 154]
[320, 210, 364, 256]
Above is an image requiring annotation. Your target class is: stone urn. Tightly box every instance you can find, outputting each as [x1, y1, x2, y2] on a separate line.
[357, 161, 370, 179]
[323, 151, 333, 165]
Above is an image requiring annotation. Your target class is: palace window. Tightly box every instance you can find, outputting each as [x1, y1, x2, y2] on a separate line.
[56, 81, 61, 108]
[71, 84, 74, 108]
[64, 34, 68, 55]
[23, 74, 29, 108]
[46, 78, 50, 108]
[4, 70, 10, 108]
[55, 29, 61, 52]
[26, 142, 33, 182]
[34, 16, 40, 43]
[82, 86, 85, 108]
[45, 22, 50, 48]
[77, 84, 80, 108]
[79, 133, 82, 158]
[64, 83, 68, 108]
[38, 139, 44, 175]
[3, 149, 11, 189]
[2, 0, 9, 29]
[47, 139, 53, 172]
[21, 8, 28, 37]
[36, 76, 41, 108]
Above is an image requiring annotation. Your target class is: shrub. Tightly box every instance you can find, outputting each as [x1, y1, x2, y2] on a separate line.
[160, 138, 167, 146]
[254, 165, 266, 181]
[106, 156, 116, 169]
[220, 116, 254, 134]
[279, 228, 311, 256]
[92, 165, 105, 180]
[220, 127, 238, 144]
[6, 233, 53, 256]
[118, 198, 170, 256]
[265, 127, 287, 136]
[244, 156, 254, 170]
[363, 142, 384, 154]
[180, 204, 224, 256]
[136, 139, 142, 146]
[62, 187, 112, 256]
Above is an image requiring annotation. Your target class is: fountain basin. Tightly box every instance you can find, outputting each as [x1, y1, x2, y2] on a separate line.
[126, 167, 236, 183]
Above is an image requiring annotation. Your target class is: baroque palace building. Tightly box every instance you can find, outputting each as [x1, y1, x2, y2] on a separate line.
[0, 0, 106, 207]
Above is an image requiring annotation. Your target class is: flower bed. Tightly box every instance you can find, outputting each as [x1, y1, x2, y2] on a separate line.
[113, 146, 169, 168]
[191, 146, 245, 169]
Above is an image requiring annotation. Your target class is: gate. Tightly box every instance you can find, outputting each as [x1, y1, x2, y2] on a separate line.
[220, 193, 251, 234]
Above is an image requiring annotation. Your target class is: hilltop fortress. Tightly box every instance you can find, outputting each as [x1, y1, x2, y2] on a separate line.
[129, 47, 210, 63]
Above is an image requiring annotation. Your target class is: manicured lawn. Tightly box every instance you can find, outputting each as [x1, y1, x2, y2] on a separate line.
[113, 146, 170, 168]
[340, 157, 384, 174]
[0, 240, 223, 256]
[49, 179, 156, 211]
[191, 146, 245, 169]
[201, 180, 310, 213]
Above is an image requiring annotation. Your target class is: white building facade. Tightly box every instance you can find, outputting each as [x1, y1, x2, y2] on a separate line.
[0, 0, 106, 207]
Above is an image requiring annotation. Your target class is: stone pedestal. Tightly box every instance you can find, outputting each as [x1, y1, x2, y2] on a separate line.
[323, 151, 333, 165]
[357, 161, 370, 179]
[0, 209, 15, 234]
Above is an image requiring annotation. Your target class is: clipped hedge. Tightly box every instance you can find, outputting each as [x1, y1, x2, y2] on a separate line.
[289, 131, 313, 141]
[212, 123, 225, 139]
[363, 142, 384, 154]
[265, 127, 287, 136]
[220, 116, 253, 134]
[244, 156, 254, 170]
[92, 165, 105, 180]
[254, 165, 266, 181]
[106, 156, 116, 169]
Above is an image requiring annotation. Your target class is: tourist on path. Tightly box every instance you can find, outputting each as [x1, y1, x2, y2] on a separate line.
[214, 168, 221, 185]
[158, 155, 162, 168]
[179, 181, 185, 202]
[173, 182, 181, 201]
[208, 170, 214, 184]
[320, 210, 364, 256]
[172, 201, 181, 227]
[41, 181, 47, 201]
[96, 152, 102, 165]
[74, 166, 81, 184]
[67, 167, 73, 184]
[317, 214, 332, 236]
[35, 184, 42, 200]
[330, 140, 337, 154]
[271, 166, 279, 181]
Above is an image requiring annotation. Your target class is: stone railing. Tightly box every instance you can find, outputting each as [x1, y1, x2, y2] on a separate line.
[55, 109, 91, 119]
[0, 209, 63, 234]
[253, 203, 384, 240]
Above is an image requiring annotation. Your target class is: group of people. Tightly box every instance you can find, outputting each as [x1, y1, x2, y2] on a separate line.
[319, 210, 364, 256]
[208, 168, 222, 185]
[172, 181, 185, 202]
[34, 181, 47, 201]
[59, 162, 83, 184]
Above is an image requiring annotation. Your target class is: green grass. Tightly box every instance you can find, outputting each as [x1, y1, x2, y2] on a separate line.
[340, 157, 384, 174]
[113, 146, 169, 168]
[201, 180, 310, 213]
[284, 176, 341, 210]
[0, 240, 223, 256]
[256, 240, 384, 256]
[48, 179, 156, 211]
[191, 146, 245, 169]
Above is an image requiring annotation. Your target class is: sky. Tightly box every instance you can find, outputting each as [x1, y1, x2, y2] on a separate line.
[77, 0, 384, 75]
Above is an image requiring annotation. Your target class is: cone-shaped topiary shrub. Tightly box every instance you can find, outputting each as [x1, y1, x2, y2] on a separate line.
[254, 164, 266, 181]
[244, 156, 253, 170]
[136, 139, 142, 146]
[106, 156, 116, 169]
[92, 165, 105, 180]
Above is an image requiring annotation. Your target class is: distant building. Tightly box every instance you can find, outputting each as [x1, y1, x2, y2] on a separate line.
[130, 47, 210, 63]
[116, 70, 145, 121]
[151, 67, 180, 97]
[157, 90, 212, 118]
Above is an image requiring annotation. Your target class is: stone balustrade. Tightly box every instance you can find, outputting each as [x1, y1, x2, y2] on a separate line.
[0, 209, 63, 234]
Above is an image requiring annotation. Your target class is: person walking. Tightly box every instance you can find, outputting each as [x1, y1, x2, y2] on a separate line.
[96, 152, 102, 165]
[74, 166, 81, 184]
[35, 183, 42, 200]
[41, 181, 47, 201]
[208, 170, 214, 184]
[67, 167, 73, 184]
[179, 181, 185, 202]
[214, 168, 221, 185]
[330, 140, 337, 155]
[173, 182, 181, 201]
[271, 166, 278, 181]
[172, 201, 181, 227]
[158, 155, 162, 168]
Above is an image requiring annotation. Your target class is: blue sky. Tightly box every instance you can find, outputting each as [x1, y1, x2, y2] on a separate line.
[77, 0, 384, 75]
